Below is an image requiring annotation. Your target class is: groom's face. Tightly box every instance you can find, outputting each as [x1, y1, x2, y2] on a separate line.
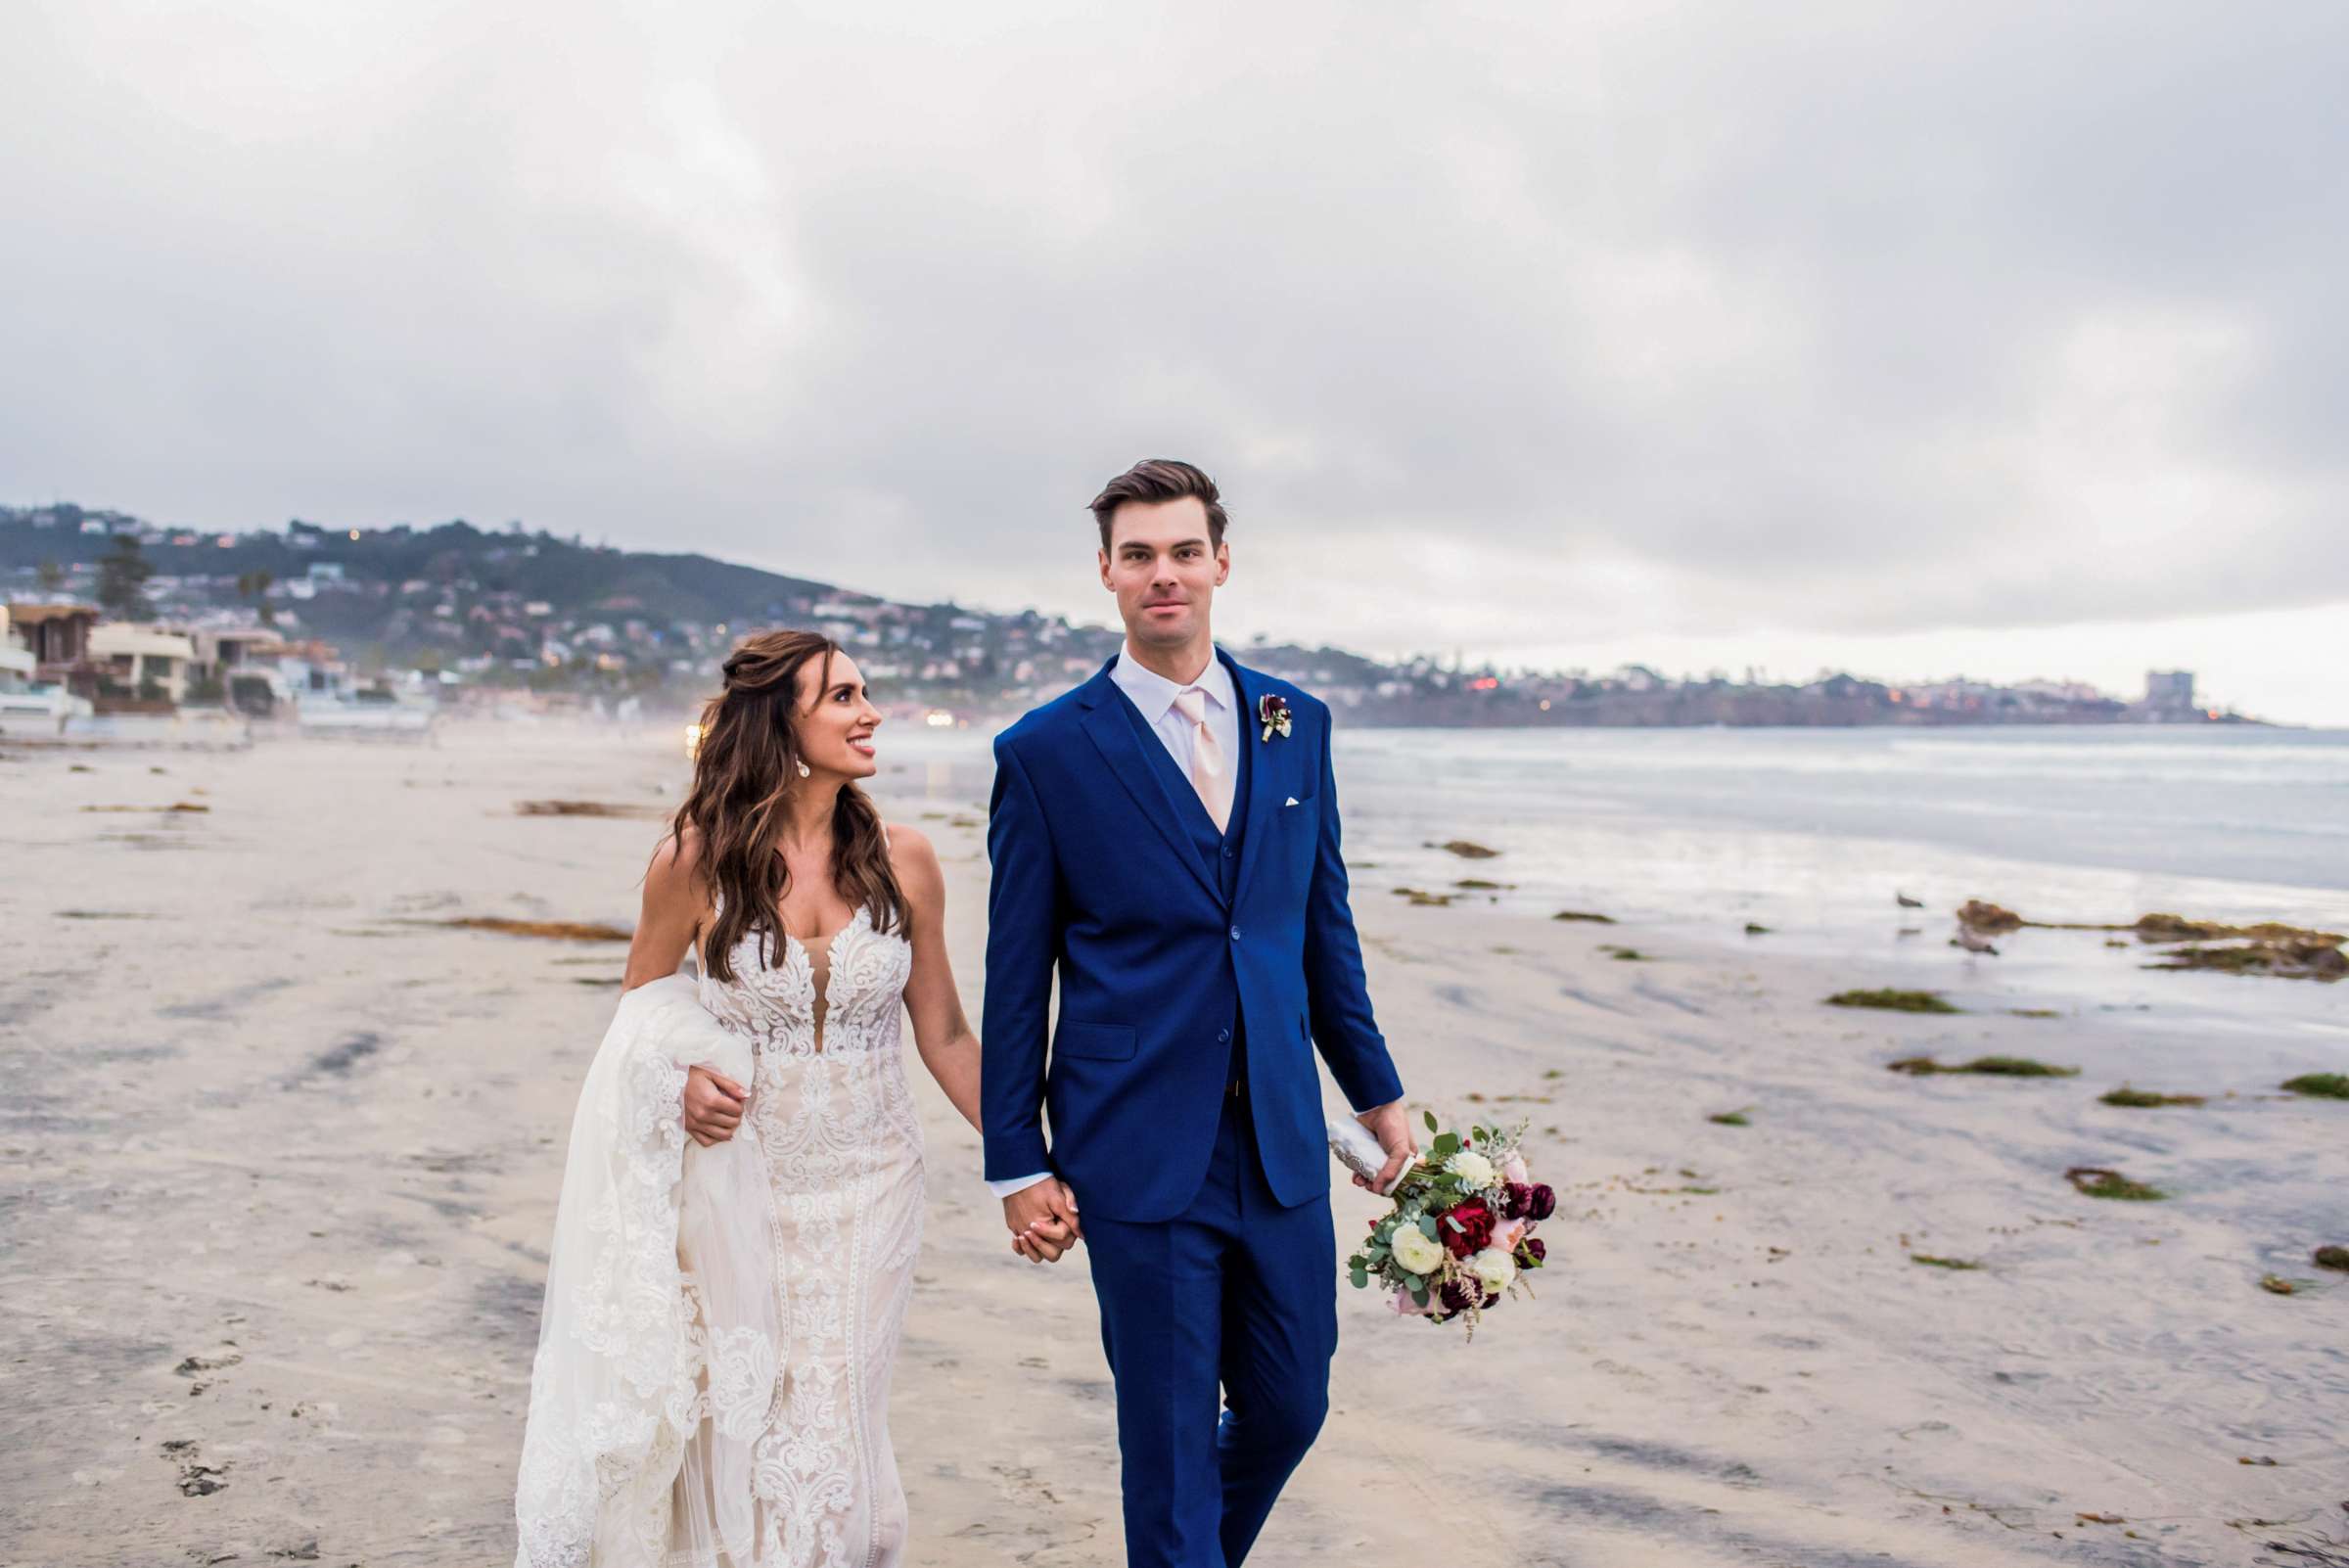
[1098, 496, 1229, 652]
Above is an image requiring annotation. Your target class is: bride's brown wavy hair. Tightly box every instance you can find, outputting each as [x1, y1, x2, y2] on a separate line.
[672, 628, 906, 984]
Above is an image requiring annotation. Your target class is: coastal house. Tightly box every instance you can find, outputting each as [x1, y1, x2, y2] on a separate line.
[274, 637, 350, 696]
[0, 608, 98, 726]
[4, 603, 100, 679]
[191, 626, 288, 676]
[0, 607, 35, 691]
[89, 623, 200, 704]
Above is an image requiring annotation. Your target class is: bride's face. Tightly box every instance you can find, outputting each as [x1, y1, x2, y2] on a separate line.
[793, 652, 882, 781]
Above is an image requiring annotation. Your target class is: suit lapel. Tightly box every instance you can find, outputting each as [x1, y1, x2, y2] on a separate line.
[1079, 664, 1224, 906]
[1225, 652, 1283, 908]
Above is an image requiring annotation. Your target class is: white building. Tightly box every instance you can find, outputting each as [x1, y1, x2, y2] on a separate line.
[89, 623, 200, 703]
[0, 607, 36, 691]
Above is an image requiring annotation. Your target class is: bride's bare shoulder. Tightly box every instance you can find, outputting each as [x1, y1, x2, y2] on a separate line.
[645, 823, 709, 899]
[883, 822, 944, 889]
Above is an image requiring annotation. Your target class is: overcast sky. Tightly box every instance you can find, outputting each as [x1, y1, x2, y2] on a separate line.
[4, 3, 2344, 721]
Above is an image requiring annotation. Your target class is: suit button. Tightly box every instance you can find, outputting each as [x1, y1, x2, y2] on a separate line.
[1219, 1028, 1230, 1042]
[1229, 926, 1241, 942]
[1221, 845, 1234, 858]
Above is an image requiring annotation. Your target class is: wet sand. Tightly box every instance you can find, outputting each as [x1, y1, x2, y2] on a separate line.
[2, 721, 2342, 1567]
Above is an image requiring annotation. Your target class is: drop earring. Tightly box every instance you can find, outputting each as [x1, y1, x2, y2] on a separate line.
[796, 758, 811, 779]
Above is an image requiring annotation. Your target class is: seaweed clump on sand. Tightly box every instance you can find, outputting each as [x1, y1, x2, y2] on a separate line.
[1391, 887, 1455, 907]
[1552, 910, 1616, 924]
[2065, 1167, 2166, 1201]
[1427, 839, 1501, 859]
[438, 916, 633, 943]
[1599, 945, 1651, 961]
[2148, 942, 2346, 982]
[2313, 1246, 2349, 1271]
[2099, 1086, 2206, 1108]
[516, 799, 666, 820]
[1951, 902, 2346, 982]
[1707, 1108, 1752, 1127]
[1887, 1056, 2078, 1078]
[1827, 989, 1960, 1014]
[1910, 1254, 1982, 1270]
[2135, 912, 2345, 944]
[2280, 1073, 2349, 1100]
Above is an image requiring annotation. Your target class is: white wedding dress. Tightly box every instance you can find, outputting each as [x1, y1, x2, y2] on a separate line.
[513, 899, 926, 1568]
[683, 901, 926, 1567]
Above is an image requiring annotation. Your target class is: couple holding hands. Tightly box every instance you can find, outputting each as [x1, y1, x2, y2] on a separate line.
[514, 458, 1414, 1568]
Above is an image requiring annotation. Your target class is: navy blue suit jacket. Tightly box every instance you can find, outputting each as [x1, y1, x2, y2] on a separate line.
[982, 649, 1405, 1223]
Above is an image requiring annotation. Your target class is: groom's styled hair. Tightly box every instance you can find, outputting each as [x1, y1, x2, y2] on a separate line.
[1089, 458, 1228, 549]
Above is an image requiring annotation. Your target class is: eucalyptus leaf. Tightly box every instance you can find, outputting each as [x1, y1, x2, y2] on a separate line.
[1424, 1110, 1439, 1133]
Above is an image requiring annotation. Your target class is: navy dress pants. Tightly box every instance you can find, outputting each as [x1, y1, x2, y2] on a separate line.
[1081, 1091, 1340, 1567]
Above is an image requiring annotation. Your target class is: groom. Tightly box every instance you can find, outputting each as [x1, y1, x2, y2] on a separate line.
[983, 458, 1415, 1566]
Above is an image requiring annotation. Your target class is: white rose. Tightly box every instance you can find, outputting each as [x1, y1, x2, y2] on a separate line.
[1448, 1150, 1496, 1188]
[1469, 1246, 1517, 1294]
[1390, 1225, 1445, 1276]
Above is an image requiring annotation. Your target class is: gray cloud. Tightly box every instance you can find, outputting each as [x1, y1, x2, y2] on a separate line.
[3, 1, 2344, 678]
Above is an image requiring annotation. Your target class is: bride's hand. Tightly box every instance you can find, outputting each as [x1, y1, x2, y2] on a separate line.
[683, 1065, 746, 1145]
[1014, 1215, 1078, 1264]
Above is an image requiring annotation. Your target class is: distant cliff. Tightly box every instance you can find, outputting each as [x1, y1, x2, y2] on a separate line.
[2, 503, 2250, 726]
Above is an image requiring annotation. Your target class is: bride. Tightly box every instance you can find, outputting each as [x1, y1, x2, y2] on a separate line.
[512, 629, 1076, 1568]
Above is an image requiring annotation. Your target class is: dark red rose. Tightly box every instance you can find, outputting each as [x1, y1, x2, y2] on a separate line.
[1526, 1183, 1556, 1222]
[1501, 1181, 1535, 1220]
[1442, 1199, 1495, 1258]
[1516, 1236, 1546, 1268]
[1438, 1278, 1478, 1314]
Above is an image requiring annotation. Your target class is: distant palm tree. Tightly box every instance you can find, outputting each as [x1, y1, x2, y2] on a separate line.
[237, 568, 277, 624]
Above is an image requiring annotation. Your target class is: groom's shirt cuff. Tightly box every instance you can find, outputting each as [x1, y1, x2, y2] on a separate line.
[986, 1172, 1053, 1199]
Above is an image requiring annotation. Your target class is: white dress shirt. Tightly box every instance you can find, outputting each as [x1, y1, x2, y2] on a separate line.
[986, 643, 1239, 1201]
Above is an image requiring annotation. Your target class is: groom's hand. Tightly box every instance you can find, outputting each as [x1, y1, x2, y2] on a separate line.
[1355, 1099, 1416, 1193]
[1003, 1177, 1082, 1264]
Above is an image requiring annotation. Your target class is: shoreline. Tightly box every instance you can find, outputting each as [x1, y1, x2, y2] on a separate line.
[2, 721, 2341, 1566]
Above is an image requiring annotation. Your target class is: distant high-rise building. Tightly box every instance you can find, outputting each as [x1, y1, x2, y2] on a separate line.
[2145, 669, 2194, 710]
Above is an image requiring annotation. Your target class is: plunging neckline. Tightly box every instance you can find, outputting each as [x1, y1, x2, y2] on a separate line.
[781, 905, 867, 1053]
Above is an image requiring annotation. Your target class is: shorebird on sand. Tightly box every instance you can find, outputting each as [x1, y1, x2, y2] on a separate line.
[1951, 924, 2001, 956]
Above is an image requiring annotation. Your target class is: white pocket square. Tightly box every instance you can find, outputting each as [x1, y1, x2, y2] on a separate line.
[1284, 796, 1300, 807]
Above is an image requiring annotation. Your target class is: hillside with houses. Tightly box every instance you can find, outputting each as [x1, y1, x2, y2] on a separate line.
[2, 502, 2246, 730]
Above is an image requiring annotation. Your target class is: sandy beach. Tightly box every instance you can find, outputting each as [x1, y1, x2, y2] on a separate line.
[3, 721, 2342, 1568]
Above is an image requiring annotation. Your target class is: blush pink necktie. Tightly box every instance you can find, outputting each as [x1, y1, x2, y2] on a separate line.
[1171, 686, 1232, 832]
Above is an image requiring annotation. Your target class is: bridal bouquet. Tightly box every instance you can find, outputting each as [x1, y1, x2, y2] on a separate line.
[1345, 1114, 1552, 1335]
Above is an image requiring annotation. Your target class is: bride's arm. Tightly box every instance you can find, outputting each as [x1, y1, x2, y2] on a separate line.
[893, 824, 984, 1132]
[624, 827, 742, 1146]
[622, 827, 706, 991]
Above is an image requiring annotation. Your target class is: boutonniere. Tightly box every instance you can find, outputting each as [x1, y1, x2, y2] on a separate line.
[1258, 693, 1293, 743]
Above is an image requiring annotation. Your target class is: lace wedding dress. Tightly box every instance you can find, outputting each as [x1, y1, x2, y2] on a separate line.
[512, 899, 925, 1568]
[682, 901, 926, 1567]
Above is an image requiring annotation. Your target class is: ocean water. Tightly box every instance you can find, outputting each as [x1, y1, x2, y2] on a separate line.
[884, 722, 2349, 1054]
